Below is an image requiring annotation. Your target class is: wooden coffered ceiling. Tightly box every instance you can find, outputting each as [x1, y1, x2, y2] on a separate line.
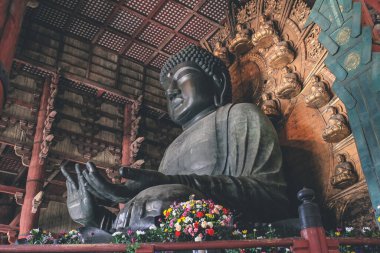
[28, 0, 227, 70]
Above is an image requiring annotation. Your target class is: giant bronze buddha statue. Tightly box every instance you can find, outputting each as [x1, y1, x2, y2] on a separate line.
[61, 45, 288, 241]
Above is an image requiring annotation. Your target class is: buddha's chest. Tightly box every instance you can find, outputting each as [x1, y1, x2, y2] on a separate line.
[159, 115, 218, 175]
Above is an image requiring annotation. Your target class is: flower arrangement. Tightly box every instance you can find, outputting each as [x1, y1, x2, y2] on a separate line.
[160, 196, 234, 242]
[24, 197, 380, 253]
[26, 228, 54, 244]
[328, 227, 380, 253]
[25, 228, 81, 245]
[56, 229, 81, 244]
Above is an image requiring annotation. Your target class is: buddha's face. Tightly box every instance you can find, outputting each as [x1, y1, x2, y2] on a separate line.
[163, 62, 215, 126]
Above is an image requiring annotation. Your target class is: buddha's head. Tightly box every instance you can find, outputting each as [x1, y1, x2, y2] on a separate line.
[160, 45, 232, 126]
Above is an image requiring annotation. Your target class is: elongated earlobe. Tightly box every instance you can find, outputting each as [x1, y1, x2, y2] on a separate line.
[213, 73, 227, 107]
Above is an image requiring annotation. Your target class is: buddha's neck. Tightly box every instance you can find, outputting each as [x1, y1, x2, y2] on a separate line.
[182, 105, 216, 130]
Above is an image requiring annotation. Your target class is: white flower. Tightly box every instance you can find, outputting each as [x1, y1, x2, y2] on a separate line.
[207, 222, 213, 228]
[160, 223, 165, 228]
[175, 223, 182, 231]
[149, 225, 157, 230]
[257, 236, 263, 239]
[201, 221, 208, 228]
[195, 236, 202, 242]
[345, 227, 354, 233]
[362, 227, 371, 233]
[136, 230, 145, 235]
[112, 231, 123, 236]
[32, 229, 39, 233]
[172, 211, 177, 216]
[184, 217, 193, 223]
[268, 224, 272, 228]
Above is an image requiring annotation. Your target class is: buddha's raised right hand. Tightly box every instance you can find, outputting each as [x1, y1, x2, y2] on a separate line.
[62, 162, 132, 205]
[61, 163, 97, 226]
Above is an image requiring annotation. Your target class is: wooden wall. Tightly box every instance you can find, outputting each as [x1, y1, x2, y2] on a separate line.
[214, 0, 376, 228]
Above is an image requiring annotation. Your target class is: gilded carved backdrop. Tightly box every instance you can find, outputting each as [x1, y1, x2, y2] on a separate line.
[211, 0, 376, 228]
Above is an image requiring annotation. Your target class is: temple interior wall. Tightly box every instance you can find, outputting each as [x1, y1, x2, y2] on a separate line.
[221, 0, 375, 228]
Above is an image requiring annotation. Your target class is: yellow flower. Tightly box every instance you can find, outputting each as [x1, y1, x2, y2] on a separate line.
[205, 213, 214, 219]
[242, 230, 248, 234]
[164, 229, 168, 232]
[335, 231, 341, 236]
[378, 216, 380, 222]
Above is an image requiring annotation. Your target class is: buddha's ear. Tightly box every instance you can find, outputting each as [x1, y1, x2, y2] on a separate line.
[212, 72, 227, 107]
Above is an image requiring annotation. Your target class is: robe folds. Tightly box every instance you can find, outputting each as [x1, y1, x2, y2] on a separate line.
[113, 103, 288, 230]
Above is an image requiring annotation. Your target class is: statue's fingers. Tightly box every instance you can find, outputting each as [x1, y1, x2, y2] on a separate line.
[66, 180, 74, 196]
[119, 167, 145, 180]
[85, 161, 97, 173]
[84, 181, 109, 201]
[82, 169, 113, 200]
[75, 164, 86, 192]
[61, 165, 77, 190]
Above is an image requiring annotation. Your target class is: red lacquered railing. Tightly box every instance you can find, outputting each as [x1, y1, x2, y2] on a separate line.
[0, 237, 379, 253]
[0, 238, 297, 252]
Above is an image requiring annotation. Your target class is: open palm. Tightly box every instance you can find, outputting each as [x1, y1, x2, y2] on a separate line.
[61, 163, 96, 226]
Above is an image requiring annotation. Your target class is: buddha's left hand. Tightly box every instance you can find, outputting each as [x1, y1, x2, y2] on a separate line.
[81, 162, 133, 203]
[118, 167, 171, 193]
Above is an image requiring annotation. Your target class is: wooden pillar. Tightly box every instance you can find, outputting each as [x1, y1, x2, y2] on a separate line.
[0, 0, 27, 72]
[0, 1, 10, 33]
[18, 79, 50, 238]
[121, 103, 132, 167]
[0, 0, 28, 113]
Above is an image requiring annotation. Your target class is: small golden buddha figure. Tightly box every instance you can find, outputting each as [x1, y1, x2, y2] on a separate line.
[228, 23, 252, 55]
[322, 106, 351, 143]
[275, 67, 302, 99]
[330, 154, 358, 189]
[305, 75, 331, 108]
[265, 37, 295, 69]
[252, 15, 276, 49]
[213, 41, 230, 67]
[260, 92, 281, 122]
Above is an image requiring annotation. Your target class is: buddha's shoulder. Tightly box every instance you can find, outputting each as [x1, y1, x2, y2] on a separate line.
[227, 103, 263, 120]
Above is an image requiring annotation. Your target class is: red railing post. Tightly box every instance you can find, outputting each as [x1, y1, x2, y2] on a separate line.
[297, 188, 339, 253]
[291, 239, 310, 253]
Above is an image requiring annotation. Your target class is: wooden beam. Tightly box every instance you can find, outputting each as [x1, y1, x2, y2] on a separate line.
[0, 224, 19, 233]
[0, 170, 18, 175]
[0, 184, 25, 195]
